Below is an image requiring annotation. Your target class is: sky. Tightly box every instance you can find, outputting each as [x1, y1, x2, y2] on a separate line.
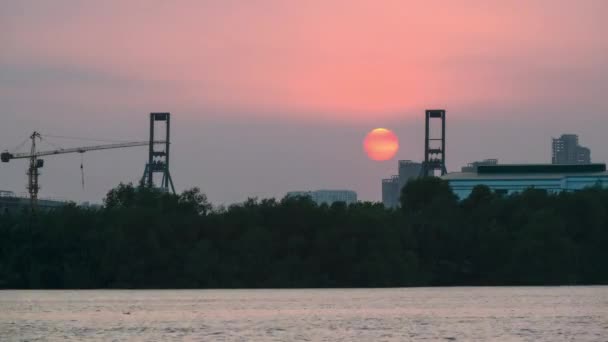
[1, 0, 607, 204]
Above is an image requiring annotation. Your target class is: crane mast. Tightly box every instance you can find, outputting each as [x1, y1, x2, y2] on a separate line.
[26, 132, 42, 208]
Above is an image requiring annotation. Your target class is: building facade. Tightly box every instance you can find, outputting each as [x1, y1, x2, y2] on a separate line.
[382, 175, 400, 208]
[443, 164, 608, 199]
[382, 160, 422, 208]
[552, 134, 591, 164]
[285, 190, 357, 205]
[398, 160, 422, 189]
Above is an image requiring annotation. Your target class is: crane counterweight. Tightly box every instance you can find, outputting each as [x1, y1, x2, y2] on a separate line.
[1, 152, 12, 162]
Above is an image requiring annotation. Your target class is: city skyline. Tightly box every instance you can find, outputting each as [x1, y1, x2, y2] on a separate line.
[1, 1, 607, 204]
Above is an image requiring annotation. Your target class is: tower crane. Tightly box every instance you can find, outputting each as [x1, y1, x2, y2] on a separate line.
[1, 132, 166, 209]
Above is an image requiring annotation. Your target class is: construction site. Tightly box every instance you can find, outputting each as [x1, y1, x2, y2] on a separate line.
[0, 113, 175, 212]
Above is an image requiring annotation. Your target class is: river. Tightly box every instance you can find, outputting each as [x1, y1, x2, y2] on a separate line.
[1, 287, 607, 341]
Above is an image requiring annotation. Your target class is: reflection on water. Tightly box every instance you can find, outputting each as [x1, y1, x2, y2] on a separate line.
[1, 287, 607, 341]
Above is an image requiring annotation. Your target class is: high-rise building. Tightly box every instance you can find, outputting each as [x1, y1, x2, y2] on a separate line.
[382, 175, 400, 208]
[552, 134, 591, 164]
[398, 160, 422, 190]
[381, 160, 422, 208]
[285, 190, 357, 205]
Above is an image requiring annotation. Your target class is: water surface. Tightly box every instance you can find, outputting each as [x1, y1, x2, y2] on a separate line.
[1, 287, 607, 341]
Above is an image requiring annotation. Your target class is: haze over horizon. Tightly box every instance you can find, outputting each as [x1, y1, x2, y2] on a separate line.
[1, 0, 607, 204]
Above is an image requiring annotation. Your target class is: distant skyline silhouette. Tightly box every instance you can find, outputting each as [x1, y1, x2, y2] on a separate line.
[1, 1, 607, 204]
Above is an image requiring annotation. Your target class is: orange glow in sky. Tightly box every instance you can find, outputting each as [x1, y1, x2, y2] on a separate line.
[363, 128, 399, 161]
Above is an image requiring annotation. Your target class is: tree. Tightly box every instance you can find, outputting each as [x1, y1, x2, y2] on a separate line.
[1, 182, 607, 289]
[400, 177, 458, 216]
[103, 183, 137, 209]
[179, 187, 212, 215]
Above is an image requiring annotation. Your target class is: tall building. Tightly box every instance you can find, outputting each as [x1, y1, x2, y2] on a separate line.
[382, 175, 400, 208]
[398, 160, 422, 190]
[285, 190, 357, 205]
[552, 134, 591, 164]
[382, 160, 422, 208]
[461, 159, 498, 172]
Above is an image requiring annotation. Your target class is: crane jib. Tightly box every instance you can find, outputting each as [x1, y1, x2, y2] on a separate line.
[1, 140, 166, 162]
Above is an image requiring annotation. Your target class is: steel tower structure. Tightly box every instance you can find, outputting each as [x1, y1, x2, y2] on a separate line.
[420, 109, 447, 176]
[141, 112, 175, 193]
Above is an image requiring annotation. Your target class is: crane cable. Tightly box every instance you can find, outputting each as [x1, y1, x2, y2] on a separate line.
[80, 153, 85, 191]
[9, 136, 31, 153]
[38, 136, 65, 151]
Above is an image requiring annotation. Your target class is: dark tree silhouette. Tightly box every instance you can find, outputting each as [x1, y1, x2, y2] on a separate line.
[0, 179, 606, 288]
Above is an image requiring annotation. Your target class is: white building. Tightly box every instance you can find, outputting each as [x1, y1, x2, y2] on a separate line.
[442, 164, 608, 199]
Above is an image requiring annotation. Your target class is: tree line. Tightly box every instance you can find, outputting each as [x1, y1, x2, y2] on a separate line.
[0, 177, 607, 288]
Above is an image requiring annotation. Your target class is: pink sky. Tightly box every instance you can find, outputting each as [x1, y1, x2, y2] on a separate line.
[1, 1, 607, 203]
[3, 1, 606, 121]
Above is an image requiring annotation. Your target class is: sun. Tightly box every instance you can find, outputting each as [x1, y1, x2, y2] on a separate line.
[363, 128, 399, 161]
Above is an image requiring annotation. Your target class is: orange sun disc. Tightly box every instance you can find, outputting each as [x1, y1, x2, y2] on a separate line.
[363, 128, 399, 161]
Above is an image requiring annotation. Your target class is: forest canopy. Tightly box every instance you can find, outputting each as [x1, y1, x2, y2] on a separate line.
[1, 178, 607, 289]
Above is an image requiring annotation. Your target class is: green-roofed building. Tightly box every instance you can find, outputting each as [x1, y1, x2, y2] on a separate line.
[442, 164, 608, 198]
